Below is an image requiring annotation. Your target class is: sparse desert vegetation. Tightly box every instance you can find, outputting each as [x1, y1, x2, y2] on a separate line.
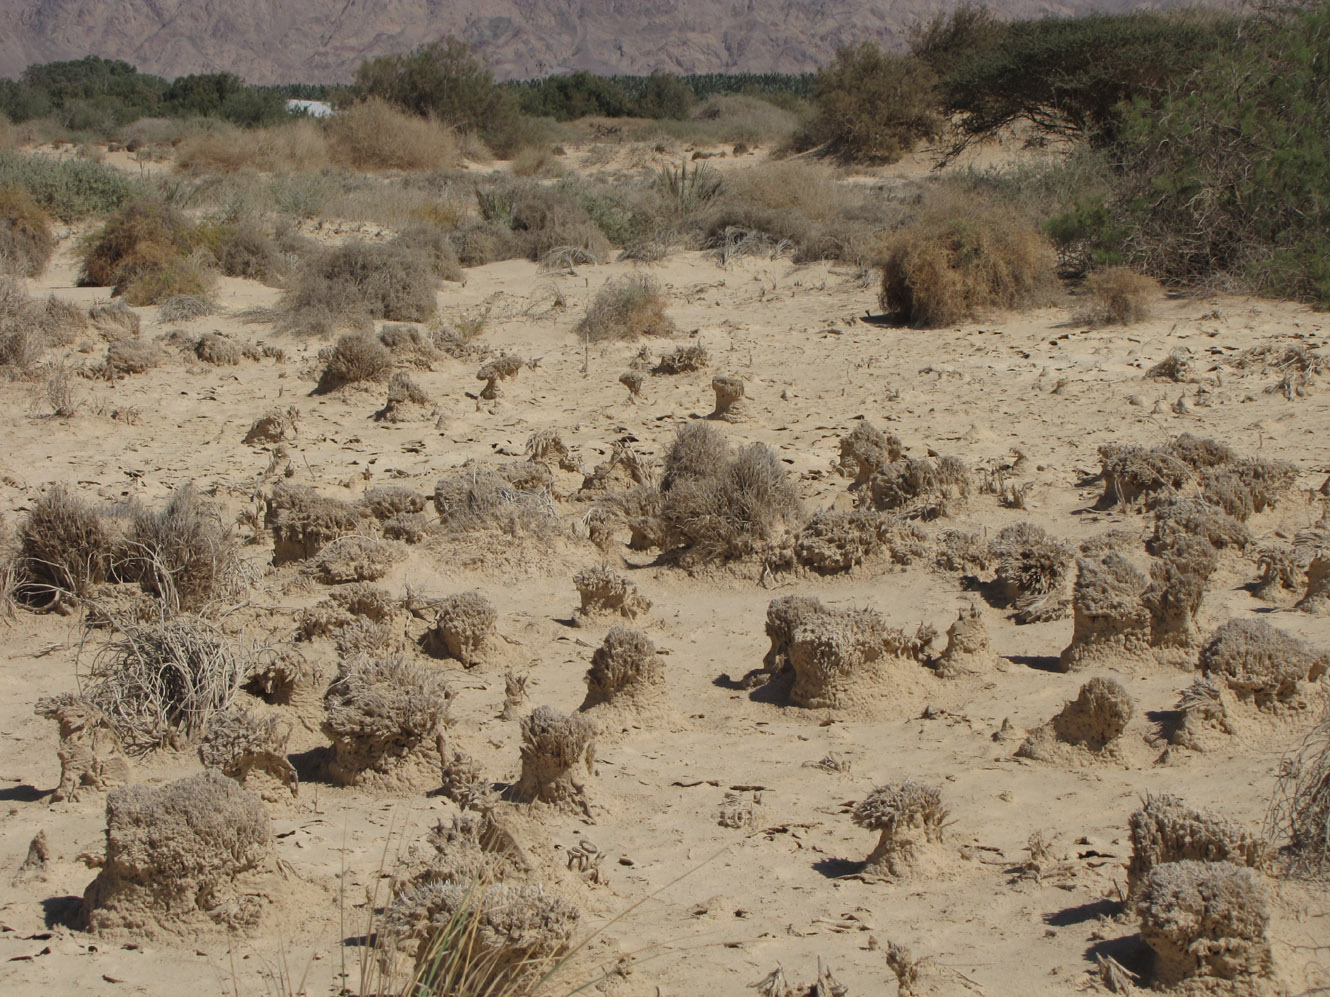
[2, 10, 1330, 996]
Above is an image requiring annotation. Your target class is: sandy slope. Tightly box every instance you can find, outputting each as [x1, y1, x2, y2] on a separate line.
[1, 179, 1329, 996]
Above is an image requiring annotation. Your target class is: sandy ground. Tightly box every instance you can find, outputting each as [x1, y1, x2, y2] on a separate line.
[1, 148, 1329, 997]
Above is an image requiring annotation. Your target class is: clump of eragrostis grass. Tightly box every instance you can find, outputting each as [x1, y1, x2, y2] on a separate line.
[198, 705, 297, 800]
[121, 483, 245, 613]
[1127, 794, 1265, 900]
[572, 565, 650, 625]
[1016, 677, 1134, 764]
[1058, 553, 1151, 671]
[17, 484, 113, 606]
[1268, 710, 1330, 877]
[575, 274, 674, 342]
[580, 626, 665, 714]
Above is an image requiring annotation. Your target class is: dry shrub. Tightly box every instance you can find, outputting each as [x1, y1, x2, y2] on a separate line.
[174, 119, 329, 173]
[0, 187, 55, 277]
[1150, 496, 1251, 552]
[243, 406, 299, 444]
[788, 607, 935, 710]
[1016, 677, 1134, 763]
[1127, 794, 1265, 900]
[219, 223, 287, 283]
[1200, 619, 1328, 710]
[863, 455, 971, 521]
[322, 653, 452, 788]
[18, 484, 111, 602]
[81, 770, 273, 938]
[158, 294, 214, 323]
[581, 625, 664, 712]
[326, 98, 460, 171]
[575, 275, 674, 342]
[515, 705, 595, 809]
[281, 242, 437, 336]
[122, 484, 244, 612]
[32, 693, 132, 802]
[837, 421, 903, 485]
[316, 331, 393, 392]
[78, 200, 215, 306]
[1135, 860, 1272, 987]
[573, 565, 650, 625]
[198, 706, 297, 799]
[422, 590, 497, 667]
[476, 353, 524, 399]
[432, 461, 559, 537]
[989, 522, 1073, 624]
[654, 343, 709, 374]
[1268, 711, 1330, 877]
[879, 196, 1056, 327]
[754, 595, 827, 688]
[852, 781, 948, 879]
[392, 222, 463, 282]
[305, 534, 402, 584]
[1082, 266, 1161, 325]
[1059, 553, 1151, 671]
[266, 482, 366, 563]
[83, 615, 243, 752]
[794, 508, 929, 575]
[362, 486, 426, 521]
[660, 422, 730, 492]
[658, 442, 802, 565]
[1142, 536, 1216, 651]
[102, 340, 164, 377]
[934, 603, 997, 676]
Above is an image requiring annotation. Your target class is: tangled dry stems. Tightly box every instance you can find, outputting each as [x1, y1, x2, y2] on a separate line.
[18, 484, 112, 602]
[122, 484, 245, 612]
[1267, 711, 1330, 877]
[575, 274, 674, 342]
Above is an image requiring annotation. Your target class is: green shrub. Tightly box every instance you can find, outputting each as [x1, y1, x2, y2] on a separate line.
[0, 151, 144, 221]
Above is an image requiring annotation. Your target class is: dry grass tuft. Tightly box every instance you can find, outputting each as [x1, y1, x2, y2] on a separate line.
[326, 98, 460, 171]
[1268, 711, 1330, 877]
[0, 187, 55, 277]
[575, 275, 674, 342]
[1128, 794, 1265, 900]
[852, 781, 948, 879]
[18, 484, 112, 603]
[879, 196, 1056, 327]
[280, 242, 437, 337]
[1082, 266, 1162, 325]
[1199, 619, 1328, 710]
[432, 461, 560, 537]
[422, 590, 497, 667]
[121, 484, 245, 613]
[316, 332, 394, 392]
[654, 343, 708, 374]
[515, 705, 596, 809]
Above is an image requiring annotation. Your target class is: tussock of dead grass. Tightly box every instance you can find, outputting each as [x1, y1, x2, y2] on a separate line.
[326, 98, 460, 172]
[575, 275, 674, 342]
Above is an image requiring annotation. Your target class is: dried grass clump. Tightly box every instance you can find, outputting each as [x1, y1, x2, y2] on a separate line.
[376, 371, 433, 422]
[788, 607, 935, 710]
[102, 339, 164, 377]
[1200, 619, 1328, 710]
[1299, 555, 1330, 615]
[122, 484, 244, 612]
[660, 422, 731, 492]
[1200, 457, 1298, 522]
[1168, 678, 1234, 748]
[194, 331, 241, 366]
[879, 198, 1056, 327]
[243, 406, 299, 444]
[432, 461, 559, 537]
[989, 522, 1073, 624]
[0, 188, 55, 277]
[1268, 712, 1330, 877]
[1059, 554, 1151, 671]
[266, 483, 365, 563]
[78, 200, 215, 306]
[572, 565, 650, 625]
[658, 442, 802, 565]
[1135, 860, 1272, 987]
[316, 332, 394, 392]
[304, 533, 403, 584]
[837, 421, 902, 485]
[362, 486, 426, 521]
[581, 626, 664, 712]
[935, 603, 997, 677]
[198, 706, 297, 799]
[1017, 677, 1134, 763]
[655, 343, 708, 374]
[158, 294, 214, 323]
[1142, 536, 1217, 652]
[422, 591, 497, 667]
[1127, 794, 1265, 900]
[515, 705, 596, 809]
[383, 512, 432, 544]
[863, 455, 971, 520]
[322, 653, 451, 789]
[1150, 496, 1251, 552]
[392, 223, 463, 283]
[794, 508, 929, 574]
[576, 275, 674, 342]
[1083, 266, 1161, 325]
[81, 769, 273, 938]
[476, 353, 525, 400]
[281, 242, 436, 336]
[296, 582, 398, 639]
[852, 781, 948, 879]
[83, 615, 243, 752]
[525, 429, 580, 473]
[33, 693, 131, 802]
[326, 97, 460, 171]
[1147, 350, 1193, 383]
[18, 484, 111, 602]
[89, 300, 141, 341]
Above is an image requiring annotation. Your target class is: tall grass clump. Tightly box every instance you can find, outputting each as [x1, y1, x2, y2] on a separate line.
[174, 119, 330, 174]
[326, 98, 460, 171]
[0, 188, 55, 277]
[279, 241, 437, 336]
[78, 199, 216, 305]
[575, 275, 674, 342]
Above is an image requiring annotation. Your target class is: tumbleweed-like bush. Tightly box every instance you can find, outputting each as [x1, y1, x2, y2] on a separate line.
[322, 653, 452, 789]
[1127, 794, 1265, 900]
[852, 781, 948, 879]
[432, 461, 560, 537]
[1017, 677, 1134, 763]
[122, 483, 245, 612]
[988, 522, 1074, 623]
[1135, 860, 1272, 987]
[198, 706, 297, 799]
[1268, 711, 1330, 877]
[581, 626, 665, 712]
[575, 274, 674, 342]
[33, 693, 131, 802]
[660, 422, 732, 492]
[572, 565, 651, 625]
[1199, 618, 1329, 710]
[18, 484, 112, 602]
[316, 331, 394, 392]
[1059, 553, 1151, 671]
[788, 607, 935, 710]
[515, 705, 596, 809]
[1142, 535, 1217, 652]
[422, 590, 497, 667]
[83, 615, 243, 752]
[81, 769, 273, 937]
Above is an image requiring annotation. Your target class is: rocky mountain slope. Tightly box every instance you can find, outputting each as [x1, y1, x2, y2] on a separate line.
[2, 0, 1166, 83]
